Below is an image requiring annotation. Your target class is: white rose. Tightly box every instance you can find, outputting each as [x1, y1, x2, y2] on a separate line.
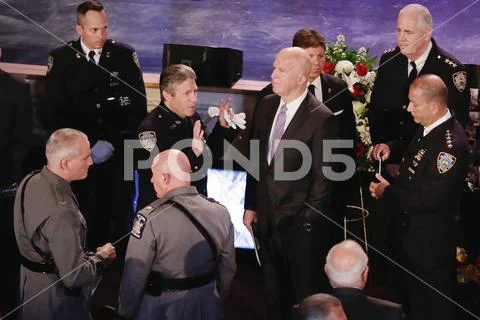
[335, 60, 354, 75]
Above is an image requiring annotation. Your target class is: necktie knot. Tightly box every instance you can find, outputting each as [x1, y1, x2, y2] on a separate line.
[88, 50, 96, 63]
[308, 84, 316, 95]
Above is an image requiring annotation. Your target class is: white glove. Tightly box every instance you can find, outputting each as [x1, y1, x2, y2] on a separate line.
[208, 106, 246, 130]
[91, 140, 115, 164]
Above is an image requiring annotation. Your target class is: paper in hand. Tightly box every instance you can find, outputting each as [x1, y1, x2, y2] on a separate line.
[248, 226, 261, 267]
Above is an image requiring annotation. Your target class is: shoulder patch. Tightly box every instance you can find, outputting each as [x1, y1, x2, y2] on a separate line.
[452, 71, 466, 92]
[139, 131, 157, 152]
[131, 213, 147, 239]
[132, 51, 140, 69]
[437, 152, 456, 174]
[47, 55, 54, 74]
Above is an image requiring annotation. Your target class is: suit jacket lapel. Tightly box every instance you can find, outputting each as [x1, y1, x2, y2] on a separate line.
[281, 93, 312, 141]
[264, 99, 280, 165]
[320, 74, 329, 102]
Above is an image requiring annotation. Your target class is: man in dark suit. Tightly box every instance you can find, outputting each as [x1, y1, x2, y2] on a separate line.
[259, 28, 355, 158]
[45, 0, 147, 252]
[0, 48, 33, 317]
[370, 75, 469, 319]
[325, 240, 404, 320]
[243, 47, 339, 319]
[256, 29, 356, 245]
[368, 3, 469, 178]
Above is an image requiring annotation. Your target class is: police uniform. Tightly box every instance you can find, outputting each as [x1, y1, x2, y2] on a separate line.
[13, 167, 110, 320]
[117, 186, 236, 320]
[383, 116, 469, 320]
[45, 38, 147, 249]
[136, 103, 237, 210]
[368, 39, 469, 148]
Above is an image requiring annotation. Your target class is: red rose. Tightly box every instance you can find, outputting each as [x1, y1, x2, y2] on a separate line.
[323, 62, 335, 74]
[355, 142, 365, 158]
[351, 84, 363, 98]
[356, 63, 369, 76]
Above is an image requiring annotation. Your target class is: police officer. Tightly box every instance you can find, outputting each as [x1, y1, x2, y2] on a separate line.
[136, 64, 237, 210]
[369, 75, 469, 320]
[117, 149, 236, 319]
[0, 48, 33, 317]
[368, 4, 469, 178]
[14, 128, 116, 320]
[45, 0, 147, 250]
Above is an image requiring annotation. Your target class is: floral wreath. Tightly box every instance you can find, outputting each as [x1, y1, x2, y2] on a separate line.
[323, 34, 377, 172]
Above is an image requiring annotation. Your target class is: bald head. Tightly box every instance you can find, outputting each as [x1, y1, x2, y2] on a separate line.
[271, 47, 311, 103]
[325, 240, 369, 289]
[278, 47, 311, 78]
[410, 74, 448, 107]
[151, 149, 191, 198]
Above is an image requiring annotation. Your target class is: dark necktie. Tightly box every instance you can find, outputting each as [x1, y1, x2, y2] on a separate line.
[408, 61, 417, 85]
[88, 50, 96, 64]
[269, 104, 287, 162]
[308, 84, 316, 96]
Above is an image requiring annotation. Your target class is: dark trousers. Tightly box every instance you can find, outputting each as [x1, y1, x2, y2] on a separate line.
[387, 255, 456, 320]
[259, 216, 331, 320]
[0, 195, 20, 318]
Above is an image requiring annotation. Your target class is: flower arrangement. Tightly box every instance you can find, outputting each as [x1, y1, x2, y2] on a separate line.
[324, 34, 378, 171]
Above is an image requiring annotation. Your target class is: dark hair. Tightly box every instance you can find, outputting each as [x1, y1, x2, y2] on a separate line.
[298, 293, 343, 320]
[77, 0, 105, 23]
[292, 28, 326, 50]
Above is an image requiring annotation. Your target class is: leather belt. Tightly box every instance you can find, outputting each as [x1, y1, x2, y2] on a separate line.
[20, 255, 57, 274]
[145, 271, 215, 296]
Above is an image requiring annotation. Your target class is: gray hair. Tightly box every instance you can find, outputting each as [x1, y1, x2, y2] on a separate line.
[159, 64, 197, 100]
[325, 240, 369, 287]
[400, 3, 433, 30]
[298, 293, 343, 320]
[45, 128, 88, 165]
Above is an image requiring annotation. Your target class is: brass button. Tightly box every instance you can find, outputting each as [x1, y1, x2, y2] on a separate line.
[399, 121, 404, 125]
[402, 105, 407, 109]
[96, 103, 101, 108]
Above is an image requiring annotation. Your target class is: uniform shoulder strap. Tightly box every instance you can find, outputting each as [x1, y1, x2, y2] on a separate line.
[168, 199, 218, 260]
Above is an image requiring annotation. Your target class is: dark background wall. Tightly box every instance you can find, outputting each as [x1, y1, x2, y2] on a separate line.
[1, 0, 479, 80]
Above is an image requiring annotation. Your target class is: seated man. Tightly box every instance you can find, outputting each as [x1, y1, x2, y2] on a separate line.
[297, 293, 347, 320]
[325, 240, 404, 319]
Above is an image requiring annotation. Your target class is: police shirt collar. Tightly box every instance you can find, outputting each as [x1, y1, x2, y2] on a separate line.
[409, 40, 432, 72]
[80, 38, 102, 59]
[164, 186, 198, 198]
[423, 109, 451, 136]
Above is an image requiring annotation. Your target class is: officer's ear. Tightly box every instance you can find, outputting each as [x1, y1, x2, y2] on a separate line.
[75, 23, 84, 37]
[59, 157, 69, 171]
[162, 89, 174, 103]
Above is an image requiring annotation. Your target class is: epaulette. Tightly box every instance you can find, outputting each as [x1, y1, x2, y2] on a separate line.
[131, 197, 173, 239]
[384, 47, 395, 54]
[445, 129, 454, 149]
[440, 56, 458, 69]
[137, 197, 173, 217]
[199, 194, 226, 208]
